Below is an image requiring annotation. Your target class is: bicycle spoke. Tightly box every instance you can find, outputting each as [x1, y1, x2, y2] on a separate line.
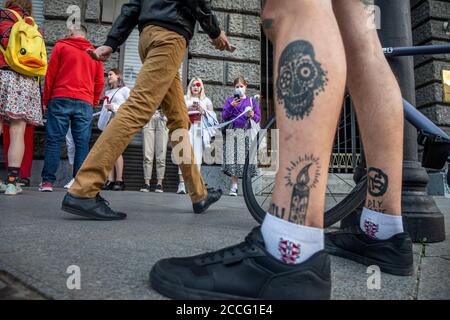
[330, 173, 356, 188]
[326, 185, 338, 204]
[258, 180, 276, 195]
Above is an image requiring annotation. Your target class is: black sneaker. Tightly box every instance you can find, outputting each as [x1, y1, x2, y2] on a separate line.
[61, 193, 127, 221]
[16, 178, 30, 188]
[140, 184, 151, 193]
[192, 188, 223, 214]
[325, 226, 414, 276]
[150, 227, 331, 300]
[155, 184, 164, 193]
[113, 181, 125, 191]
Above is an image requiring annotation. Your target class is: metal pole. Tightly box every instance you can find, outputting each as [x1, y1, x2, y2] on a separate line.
[375, 0, 445, 242]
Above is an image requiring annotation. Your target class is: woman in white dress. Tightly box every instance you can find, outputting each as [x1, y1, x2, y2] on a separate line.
[177, 77, 218, 194]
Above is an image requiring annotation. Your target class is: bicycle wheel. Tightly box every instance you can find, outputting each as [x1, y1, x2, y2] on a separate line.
[243, 117, 367, 228]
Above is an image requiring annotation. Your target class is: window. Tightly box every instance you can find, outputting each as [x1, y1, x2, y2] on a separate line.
[102, 0, 128, 23]
[104, 0, 187, 88]
[32, 0, 45, 27]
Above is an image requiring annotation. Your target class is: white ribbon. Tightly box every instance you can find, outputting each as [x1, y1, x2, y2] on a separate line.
[211, 106, 253, 129]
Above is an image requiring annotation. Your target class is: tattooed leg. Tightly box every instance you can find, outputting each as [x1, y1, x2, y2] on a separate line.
[263, 0, 347, 228]
[332, 0, 403, 216]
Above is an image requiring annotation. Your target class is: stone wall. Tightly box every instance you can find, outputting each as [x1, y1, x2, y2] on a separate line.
[189, 0, 262, 116]
[42, 0, 120, 73]
[411, 0, 450, 135]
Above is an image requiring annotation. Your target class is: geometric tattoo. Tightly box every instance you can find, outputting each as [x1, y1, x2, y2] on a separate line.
[367, 167, 389, 197]
[277, 40, 328, 120]
[283, 155, 321, 224]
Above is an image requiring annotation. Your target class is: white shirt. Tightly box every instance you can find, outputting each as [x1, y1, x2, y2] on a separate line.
[103, 87, 131, 113]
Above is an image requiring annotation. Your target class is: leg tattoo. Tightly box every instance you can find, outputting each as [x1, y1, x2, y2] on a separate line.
[277, 40, 328, 120]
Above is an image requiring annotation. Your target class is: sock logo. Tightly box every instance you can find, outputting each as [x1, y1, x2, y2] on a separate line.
[364, 220, 380, 239]
[278, 238, 301, 264]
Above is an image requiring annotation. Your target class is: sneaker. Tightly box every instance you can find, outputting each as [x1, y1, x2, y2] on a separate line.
[39, 182, 54, 193]
[229, 187, 238, 197]
[0, 182, 6, 193]
[140, 184, 151, 193]
[177, 182, 186, 194]
[325, 226, 414, 276]
[64, 179, 75, 190]
[102, 181, 115, 191]
[16, 178, 30, 188]
[4, 183, 23, 196]
[150, 227, 331, 300]
[113, 181, 125, 191]
[155, 184, 164, 193]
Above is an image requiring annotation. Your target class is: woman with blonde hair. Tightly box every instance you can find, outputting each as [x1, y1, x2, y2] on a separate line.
[177, 77, 218, 194]
[0, 0, 44, 195]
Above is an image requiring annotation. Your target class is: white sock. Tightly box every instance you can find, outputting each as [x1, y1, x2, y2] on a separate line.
[231, 183, 238, 190]
[360, 207, 404, 240]
[261, 213, 324, 265]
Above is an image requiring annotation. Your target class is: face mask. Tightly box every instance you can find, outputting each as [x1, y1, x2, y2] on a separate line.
[235, 87, 246, 97]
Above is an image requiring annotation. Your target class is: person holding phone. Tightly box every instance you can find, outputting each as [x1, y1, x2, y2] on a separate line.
[222, 76, 261, 196]
[177, 77, 218, 194]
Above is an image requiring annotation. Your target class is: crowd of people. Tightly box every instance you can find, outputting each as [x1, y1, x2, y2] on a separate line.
[0, 0, 262, 197]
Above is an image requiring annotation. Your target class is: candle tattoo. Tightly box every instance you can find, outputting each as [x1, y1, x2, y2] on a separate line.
[290, 163, 313, 224]
[285, 155, 321, 225]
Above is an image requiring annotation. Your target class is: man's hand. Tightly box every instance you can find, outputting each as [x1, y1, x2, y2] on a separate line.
[87, 46, 113, 62]
[247, 110, 255, 118]
[105, 104, 114, 111]
[43, 105, 47, 113]
[211, 31, 233, 52]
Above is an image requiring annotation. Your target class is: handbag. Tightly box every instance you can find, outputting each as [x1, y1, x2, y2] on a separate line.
[97, 88, 122, 131]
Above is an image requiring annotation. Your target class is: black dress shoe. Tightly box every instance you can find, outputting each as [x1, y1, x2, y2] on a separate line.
[192, 188, 222, 214]
[61, 193, 127, 221]
[113, 181, 125, 191]
[150, 227, 331, 300]
[325, 226, 414, 276]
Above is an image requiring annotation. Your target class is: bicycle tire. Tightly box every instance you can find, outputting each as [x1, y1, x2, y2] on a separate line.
[243, 118, 367, 228]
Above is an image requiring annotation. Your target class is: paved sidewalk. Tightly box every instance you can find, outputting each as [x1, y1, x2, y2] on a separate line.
[0, 190, 449, 300]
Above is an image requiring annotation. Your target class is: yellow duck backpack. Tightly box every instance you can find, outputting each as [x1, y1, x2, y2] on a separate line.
[0, 9, 47, 77]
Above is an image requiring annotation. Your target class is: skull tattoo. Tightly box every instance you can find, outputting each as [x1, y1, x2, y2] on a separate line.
[277, 40, 328, 120]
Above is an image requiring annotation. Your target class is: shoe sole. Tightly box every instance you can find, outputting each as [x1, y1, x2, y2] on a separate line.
[61, 205, 126, 221]
[155, 190, 164, 193]
[5, 191, 21, 196]
[177, 191, 186, 194]
[39, 189, 53, 192]
[325, 243, 414, 276]
[150, 263, 255, 300]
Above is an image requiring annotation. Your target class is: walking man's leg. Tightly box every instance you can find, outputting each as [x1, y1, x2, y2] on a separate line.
[326, 0, 413, 276]
[62, 26, 219, 220]
[150, 0, 346, 299]
[161, 73, 222, 213]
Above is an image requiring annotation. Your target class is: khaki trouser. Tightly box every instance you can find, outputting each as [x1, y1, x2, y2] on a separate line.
[143, 115, 169, 181]
[69, 25, 208, 203]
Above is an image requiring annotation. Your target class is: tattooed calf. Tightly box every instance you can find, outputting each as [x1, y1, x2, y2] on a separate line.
[277, 40, 328, 120]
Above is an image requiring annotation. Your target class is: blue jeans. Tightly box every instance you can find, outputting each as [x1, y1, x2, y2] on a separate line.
[41, 98, 93, 183]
